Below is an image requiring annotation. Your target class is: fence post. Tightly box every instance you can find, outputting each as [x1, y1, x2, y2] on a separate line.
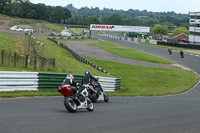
[14, 53, 17, 67]
[42, 57, 45, 69]
[25, 55, 29, 68]
[53, 58, 55, 67]
[34, 56, 37, 69]
[2, 50, 4, 64]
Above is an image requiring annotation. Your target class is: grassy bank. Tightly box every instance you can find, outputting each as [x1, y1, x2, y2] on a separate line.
[0, 90, 60, 98]
[69, 28, 85, 34]
[139, 42, 187, 50]
[86, 57, 198, 96]
[42, 23, 63, 32]
[0, 32, 25, 53]
[0, 34, 112, 76]
[88, 41, 173, 64]
[28, 37, 112, 77]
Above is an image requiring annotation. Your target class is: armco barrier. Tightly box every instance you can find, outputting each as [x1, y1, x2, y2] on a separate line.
[0, 71, 121, 92]
[104, 34, 157, 44]
[0, 71, 38, 91]
[38, 72, 121, 92]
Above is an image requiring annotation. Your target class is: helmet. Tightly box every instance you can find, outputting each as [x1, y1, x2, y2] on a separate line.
[85, 71, 91, 76]
[66, 74, 74, 80]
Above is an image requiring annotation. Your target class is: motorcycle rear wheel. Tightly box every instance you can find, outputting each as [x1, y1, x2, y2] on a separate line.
[87, 98, 94, 112]
[64, 97, 77, 113]
[104, 94, 109, 102]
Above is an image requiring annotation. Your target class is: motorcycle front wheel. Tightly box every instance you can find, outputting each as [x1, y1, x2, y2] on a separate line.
[64, 96, 77, 113]
[87, 98, 94, 112]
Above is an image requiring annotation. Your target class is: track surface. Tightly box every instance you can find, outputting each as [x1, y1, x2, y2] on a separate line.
[0, 33, 200, 133]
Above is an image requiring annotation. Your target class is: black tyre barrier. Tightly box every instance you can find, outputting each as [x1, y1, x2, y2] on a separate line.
[47, 38, 119, 77]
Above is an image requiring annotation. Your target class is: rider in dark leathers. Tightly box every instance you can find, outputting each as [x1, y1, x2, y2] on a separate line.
[82, 71, 103, 92]
[180, 50, 184, 58]
[82, 71, 98, 85]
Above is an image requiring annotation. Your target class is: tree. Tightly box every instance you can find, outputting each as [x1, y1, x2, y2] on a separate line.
[89, 16, 100, 24]
[0, 0, 11, 13]
[152, 24, 168, 35]
[172, 27, 189, 35]
[108, 14, 124, 25]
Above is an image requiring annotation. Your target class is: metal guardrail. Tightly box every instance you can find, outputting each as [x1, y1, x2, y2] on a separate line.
[0, 71, 38, 91]
[104, 34, 158, 44]
[0, 71, 121, 92]
[38, 72, 121, 92]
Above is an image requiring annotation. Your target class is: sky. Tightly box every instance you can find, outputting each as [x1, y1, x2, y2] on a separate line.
[29, 0, 199, 14]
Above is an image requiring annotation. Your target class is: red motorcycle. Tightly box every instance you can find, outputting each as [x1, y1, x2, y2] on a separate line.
[58, 85, 94, 113]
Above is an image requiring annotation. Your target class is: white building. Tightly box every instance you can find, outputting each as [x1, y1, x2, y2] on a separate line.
[189, 12, 200, 44]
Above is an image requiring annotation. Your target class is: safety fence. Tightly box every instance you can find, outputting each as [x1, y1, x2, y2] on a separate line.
[104, 34, 158, 44]
[0, 49, 55, 70]
[0, 71, 121, 92]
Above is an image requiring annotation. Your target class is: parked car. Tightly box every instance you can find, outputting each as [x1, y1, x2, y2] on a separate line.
[24, 28, 33, 32]
[48, 32, 59, 36]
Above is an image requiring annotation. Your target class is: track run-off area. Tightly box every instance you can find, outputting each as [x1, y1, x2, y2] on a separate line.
[0, 33, 200, 133]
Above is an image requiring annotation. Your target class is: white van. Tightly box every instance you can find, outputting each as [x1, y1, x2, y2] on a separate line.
[10, 26, 18, 31]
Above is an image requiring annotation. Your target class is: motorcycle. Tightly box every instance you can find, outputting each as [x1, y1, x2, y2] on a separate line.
[168, 48, 172, 55]
[83, 79, 109, 103]
[180, 50, 184, 58]
[58, 85, 94, 113]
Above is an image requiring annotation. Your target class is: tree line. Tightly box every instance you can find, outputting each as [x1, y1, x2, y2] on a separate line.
[65, 4, 189, 31]
[0, 0, 71, 23]
[0, 1, 190, 35]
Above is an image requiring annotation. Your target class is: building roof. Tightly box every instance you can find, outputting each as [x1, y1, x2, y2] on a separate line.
[168, 33, 188, 39]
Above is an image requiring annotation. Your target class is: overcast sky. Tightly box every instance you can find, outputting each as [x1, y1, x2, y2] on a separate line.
[29, 0, 199, 14]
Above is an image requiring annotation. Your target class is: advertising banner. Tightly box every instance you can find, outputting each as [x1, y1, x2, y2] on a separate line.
[90, 24, 150, 33]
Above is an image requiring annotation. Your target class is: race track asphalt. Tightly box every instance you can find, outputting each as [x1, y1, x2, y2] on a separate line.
[0, 33, 200, 133]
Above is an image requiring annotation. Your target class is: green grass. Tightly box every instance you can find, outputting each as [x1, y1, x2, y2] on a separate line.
[86, 57, 199, 96]
[0, 21, 3, 25]
[0, 90, 61, 98]
[140, 42, 200, 55]
[69, 28, 84, 34]
[9, 19, 38, 27]
[32, 37, 112, 77]
[42, 23, 64, 32]
[0, 14, 13, 19]
[88, 41, 173, 64]
[139, 42, 187, 50]
[0, 32, 25, 53]
[0, 33, 112, 77]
